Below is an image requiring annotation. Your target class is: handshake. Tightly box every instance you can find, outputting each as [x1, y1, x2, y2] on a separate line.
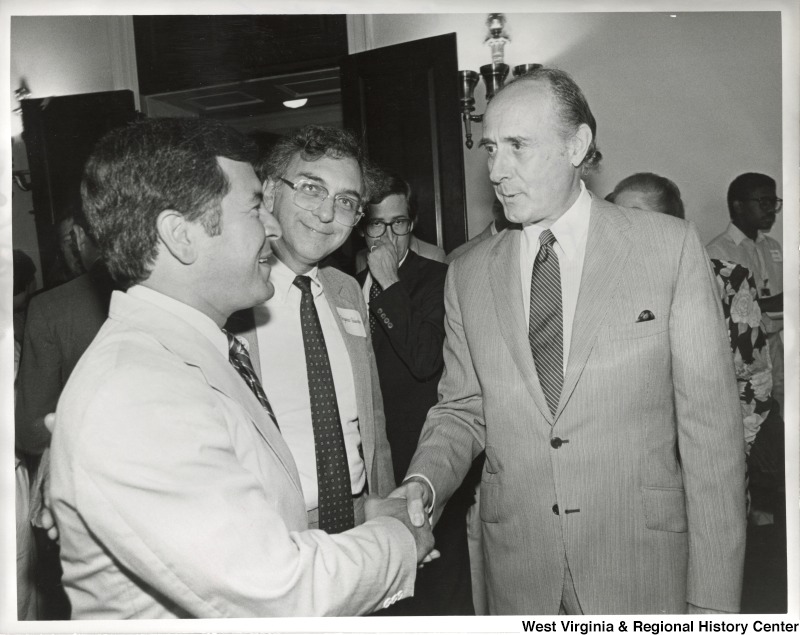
[365, 478, 439, 565]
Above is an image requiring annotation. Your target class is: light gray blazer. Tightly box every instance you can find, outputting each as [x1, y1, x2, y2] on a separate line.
[407, 195, 746, 614]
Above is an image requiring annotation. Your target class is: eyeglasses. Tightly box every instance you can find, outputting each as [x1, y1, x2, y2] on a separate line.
[279, 177, 364, 227]
[363, 218, 412, 238]
[744, 197, 783, 212]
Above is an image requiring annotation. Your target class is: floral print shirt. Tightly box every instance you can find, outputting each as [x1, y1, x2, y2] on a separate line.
[711, 258, 773, 453]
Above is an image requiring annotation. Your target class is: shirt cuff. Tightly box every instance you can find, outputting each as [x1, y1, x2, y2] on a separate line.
[403, 473, 436, 517]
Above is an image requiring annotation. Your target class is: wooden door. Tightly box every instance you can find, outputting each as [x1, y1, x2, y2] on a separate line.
[21, 90, 137, 287]
[341, 33, 466, 255]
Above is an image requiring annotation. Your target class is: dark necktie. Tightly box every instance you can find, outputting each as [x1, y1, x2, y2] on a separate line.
[368, 278, 382, 333]
[293, 275, 355, 533]
[224, 331, 279, 430]
[528, 229, 563, 417]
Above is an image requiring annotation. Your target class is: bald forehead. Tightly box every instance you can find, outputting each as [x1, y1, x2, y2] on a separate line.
[488, 79, 553, 114]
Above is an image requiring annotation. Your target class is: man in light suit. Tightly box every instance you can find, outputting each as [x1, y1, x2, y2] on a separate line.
[49, 118, 433, 618]
[227, 126, 398, 531]
[393, 67, 746, 614]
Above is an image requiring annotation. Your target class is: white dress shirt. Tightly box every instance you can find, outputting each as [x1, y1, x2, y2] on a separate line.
[253, 258, 366, 510]
[127, 285, 229, 358]
[520, 181, 592, 374]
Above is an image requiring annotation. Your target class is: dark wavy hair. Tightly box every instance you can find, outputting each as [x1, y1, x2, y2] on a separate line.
[609, 172, 685, 219]
[367, 172, 417, 222]
[81, 117, 257, 289]
[256, 124, 377, 201]
[727, 172, 776, 217]
[498, 66, 602, 172]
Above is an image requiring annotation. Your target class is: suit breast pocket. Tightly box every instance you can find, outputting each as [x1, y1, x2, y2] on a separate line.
[605, 319, 668, 341]
[641, 486, 688, 533]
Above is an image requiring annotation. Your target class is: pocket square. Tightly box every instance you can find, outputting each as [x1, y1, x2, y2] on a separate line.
[636, 310, 655, 323]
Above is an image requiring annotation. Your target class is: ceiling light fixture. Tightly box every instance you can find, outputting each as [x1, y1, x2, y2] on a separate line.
[282, 98, 308, 109]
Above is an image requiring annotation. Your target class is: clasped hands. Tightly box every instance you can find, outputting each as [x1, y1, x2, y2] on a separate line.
[365, 478, 439, 565]
[41, 413, 440, 566]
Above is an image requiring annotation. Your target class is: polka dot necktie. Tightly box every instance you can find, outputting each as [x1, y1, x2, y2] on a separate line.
[293, 275, 355, 533]
[224, 331, 279, 430]
[528, 229, 563, 417]
[368, 279, 382, 333]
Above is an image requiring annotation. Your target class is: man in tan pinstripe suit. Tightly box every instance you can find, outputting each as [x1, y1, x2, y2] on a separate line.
[393, 67, 746, 614]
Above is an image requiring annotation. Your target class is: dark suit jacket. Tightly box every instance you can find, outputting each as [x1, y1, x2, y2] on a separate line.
[357, 249, 448, 483]
[16, 263, 115, 455]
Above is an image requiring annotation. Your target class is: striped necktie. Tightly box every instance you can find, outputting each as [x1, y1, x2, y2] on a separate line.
[293, 275, 355, 533]
[528, 229, 563, 417]
[224, 331, 279, 430]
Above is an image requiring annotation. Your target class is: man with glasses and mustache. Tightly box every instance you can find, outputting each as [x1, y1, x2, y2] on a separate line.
[226, 128, 432, 598]
[707, 173, 784, 415]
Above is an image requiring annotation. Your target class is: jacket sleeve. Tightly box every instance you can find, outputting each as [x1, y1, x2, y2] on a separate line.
[369, 263, 447, 381]
[15, 296, 60, 455]
[671, 224, 747, 612]
[52, 360, 417, 617]
[405, 261, 487, 521]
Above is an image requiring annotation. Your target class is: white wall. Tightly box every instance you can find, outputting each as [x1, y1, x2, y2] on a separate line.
[367, 12, 783, 246]
[9, 15, 139, 287]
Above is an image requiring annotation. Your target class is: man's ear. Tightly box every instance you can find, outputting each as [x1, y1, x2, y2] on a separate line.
[71, 224, 87, 255]
[156, 210, 198, 264]
[730, 200, 744, 223]
[568, 123, 593, 167]
[262, 179, 279, 213]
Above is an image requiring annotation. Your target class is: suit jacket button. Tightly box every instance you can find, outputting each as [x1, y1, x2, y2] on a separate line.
[552, 504, 559, 515]
[550, 437, 563, 449]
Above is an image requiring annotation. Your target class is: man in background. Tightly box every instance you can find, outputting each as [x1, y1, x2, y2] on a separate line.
[706, 172, 783, 415]
[357, 173, 473, 615]
[16, 204, 114, 457]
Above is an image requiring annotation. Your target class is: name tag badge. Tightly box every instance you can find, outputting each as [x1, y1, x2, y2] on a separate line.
[770, 248, 782, 262]
[336, 307, 367, 337]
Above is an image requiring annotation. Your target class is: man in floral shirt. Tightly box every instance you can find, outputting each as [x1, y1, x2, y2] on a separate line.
[707, 173, 783, 416]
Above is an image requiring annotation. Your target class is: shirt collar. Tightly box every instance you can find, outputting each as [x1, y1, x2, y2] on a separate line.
[726, 222, 765, 245]
[126, 285, 229, 358]
[398, 249, 410, 268]
[270, 255, 324, 302]
[522, 180, 591, 257]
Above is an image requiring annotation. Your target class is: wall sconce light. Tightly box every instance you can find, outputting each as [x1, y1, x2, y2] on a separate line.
[13, 78, 31, 115]
[458, 14, 541, 149]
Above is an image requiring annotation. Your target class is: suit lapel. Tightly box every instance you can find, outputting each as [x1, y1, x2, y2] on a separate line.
[488, 229, 554, 423]
[124, 297, 303, 496]
[556, 198, 633, 419]
[318, 268, 376, 480]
